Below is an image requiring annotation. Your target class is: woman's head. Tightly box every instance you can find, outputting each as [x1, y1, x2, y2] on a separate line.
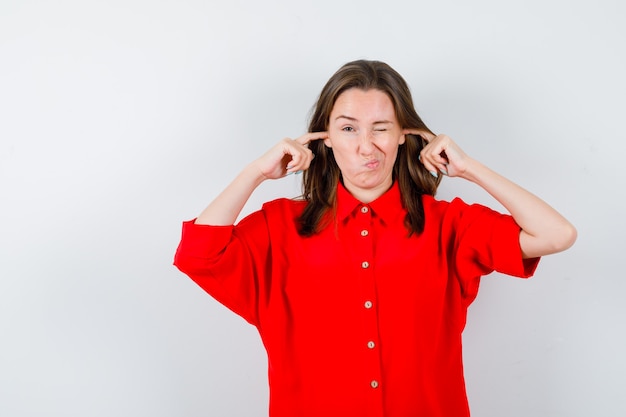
[323, 88, 406, 204]
[299, 60, 441, 236]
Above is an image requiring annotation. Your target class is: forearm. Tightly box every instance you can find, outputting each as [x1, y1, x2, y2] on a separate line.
[195, 163, 266, 225]
[462, 159, 577, 258]
[193, 133, 322, 225]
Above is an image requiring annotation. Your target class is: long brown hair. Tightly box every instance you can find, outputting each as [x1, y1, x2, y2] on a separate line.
[298, 60, 442, 236]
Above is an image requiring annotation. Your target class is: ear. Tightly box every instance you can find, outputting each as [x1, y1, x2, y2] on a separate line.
[399, 132, 406, 145]
[324, 136, 332, 148]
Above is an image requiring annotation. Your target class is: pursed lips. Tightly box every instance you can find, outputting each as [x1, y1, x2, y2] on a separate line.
[364, 159, 380, 169]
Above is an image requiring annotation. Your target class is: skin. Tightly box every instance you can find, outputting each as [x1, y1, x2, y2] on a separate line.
[195, 87, 576, 259]
[324, 89, 405, 203]
[410, 129, 578, 258]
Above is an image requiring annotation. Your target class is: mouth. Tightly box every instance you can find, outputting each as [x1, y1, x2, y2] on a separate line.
[364, 160, 380, 170]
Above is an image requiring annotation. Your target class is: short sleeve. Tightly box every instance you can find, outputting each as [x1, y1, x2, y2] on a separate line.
[480, 212, 540, 278]
[444, 198, 540, 304]
[173, 210, 271, 326]
[174, 221, 235, 275]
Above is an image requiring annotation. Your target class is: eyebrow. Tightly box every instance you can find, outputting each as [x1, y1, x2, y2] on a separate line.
[334, 115, 393, 124]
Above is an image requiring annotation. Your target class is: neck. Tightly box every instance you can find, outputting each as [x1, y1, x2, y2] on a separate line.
[342, 178, 393, 204]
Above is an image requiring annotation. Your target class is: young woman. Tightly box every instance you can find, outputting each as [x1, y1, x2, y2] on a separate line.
[174, 60, 576, 417]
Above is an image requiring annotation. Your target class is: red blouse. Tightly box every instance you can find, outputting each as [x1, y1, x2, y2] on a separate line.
[174, 182, 539, 417]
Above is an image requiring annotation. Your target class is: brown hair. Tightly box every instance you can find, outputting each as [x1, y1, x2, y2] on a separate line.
[298, 59, 442, 236]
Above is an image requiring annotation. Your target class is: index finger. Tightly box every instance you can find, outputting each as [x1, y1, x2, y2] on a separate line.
[296, 131, 329, 145]
[403, 129, 435, 142]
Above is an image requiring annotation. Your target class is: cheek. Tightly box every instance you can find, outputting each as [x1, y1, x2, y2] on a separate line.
[375, 136, 399, 152]
[331, 148, 349, 166]
[328, 137, 354, 155]
[382, 142, 402, 165]
[329, 146, 355, 172]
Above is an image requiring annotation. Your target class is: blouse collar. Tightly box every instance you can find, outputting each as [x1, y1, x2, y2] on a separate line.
[336, 181, 405, 224]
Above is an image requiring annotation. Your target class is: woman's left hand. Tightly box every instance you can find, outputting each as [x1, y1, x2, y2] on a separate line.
[403, 129, 470, 178]
[404, 129, 577, 258]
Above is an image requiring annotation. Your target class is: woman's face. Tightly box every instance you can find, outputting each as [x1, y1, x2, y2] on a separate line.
[325, 88, 405, 203]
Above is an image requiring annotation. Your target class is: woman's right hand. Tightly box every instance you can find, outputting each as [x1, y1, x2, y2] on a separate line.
[253, 132, 329, 180]
[195, 132, 328, 225]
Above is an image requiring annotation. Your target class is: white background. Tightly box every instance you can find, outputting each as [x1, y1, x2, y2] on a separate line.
[1, 0, 624, 416]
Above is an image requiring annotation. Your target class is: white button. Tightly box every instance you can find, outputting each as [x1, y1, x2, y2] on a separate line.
[360, 229, 369, 237]
[361, 261, 369, 269]
[370, 380, 379, 389]
[361, 206, 369, 213]
[367, 341, 375, 349]
[364, 301, 373, 309]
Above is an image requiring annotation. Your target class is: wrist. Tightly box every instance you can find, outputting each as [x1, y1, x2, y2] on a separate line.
[458, 158, 486, 183]
[242, 162, 269, 186]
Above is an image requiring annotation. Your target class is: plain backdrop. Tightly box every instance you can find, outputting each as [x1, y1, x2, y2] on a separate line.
[1, 0, 625, 416]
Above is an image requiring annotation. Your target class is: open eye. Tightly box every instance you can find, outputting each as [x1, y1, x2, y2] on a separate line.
[342, 126, 355, 132]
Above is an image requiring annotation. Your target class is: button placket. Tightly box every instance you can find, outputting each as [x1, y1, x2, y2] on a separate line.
[354, 204, 382, 399]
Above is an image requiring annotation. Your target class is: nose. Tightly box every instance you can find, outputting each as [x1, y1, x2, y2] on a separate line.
[358, 132, 376, 156]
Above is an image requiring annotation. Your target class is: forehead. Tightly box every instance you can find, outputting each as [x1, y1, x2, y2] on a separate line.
[331, 88, 397, 122]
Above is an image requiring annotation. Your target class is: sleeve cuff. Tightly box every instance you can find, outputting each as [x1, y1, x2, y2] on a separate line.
[176, 219, 235, 259]
[490, 215, 540, 278]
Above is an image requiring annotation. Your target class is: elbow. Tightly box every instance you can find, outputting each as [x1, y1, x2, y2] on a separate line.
[562, 222, 578, 250]
[521, 220, 577, 258]
[552, 221, 578, 253]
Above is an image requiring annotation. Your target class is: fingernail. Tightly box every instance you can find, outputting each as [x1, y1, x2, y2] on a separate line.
[295, 170, 303, 175]
[440, 168, 448, 176]
[430, 171, 438, 178]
